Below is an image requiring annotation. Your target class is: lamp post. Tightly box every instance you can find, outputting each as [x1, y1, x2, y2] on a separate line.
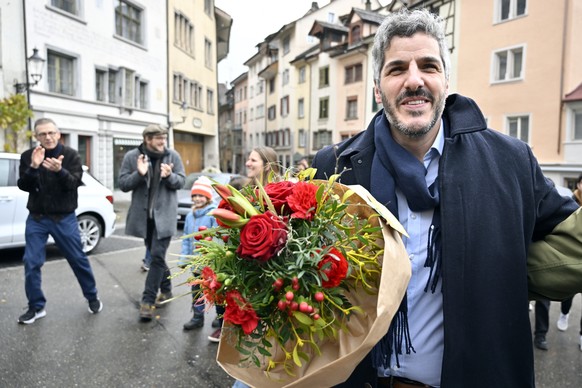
[14, 48, 45, 94]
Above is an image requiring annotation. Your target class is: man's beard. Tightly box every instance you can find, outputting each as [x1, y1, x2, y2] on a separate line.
[381, 88, 446, 139]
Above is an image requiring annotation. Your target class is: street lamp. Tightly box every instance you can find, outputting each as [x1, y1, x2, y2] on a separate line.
[14, 48, 45, 94]
[170, 101, 188, 127]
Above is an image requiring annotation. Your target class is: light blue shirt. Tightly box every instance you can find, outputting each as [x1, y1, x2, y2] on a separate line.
[378, 122, 445, 387]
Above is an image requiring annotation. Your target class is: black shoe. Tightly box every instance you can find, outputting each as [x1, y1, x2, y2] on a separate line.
[211, 317, 221, 328]
[88, 298, 103, 314]
[17, 307, 47, 324]
[183, 313, 204, 330]
[534, 336, 548, 350]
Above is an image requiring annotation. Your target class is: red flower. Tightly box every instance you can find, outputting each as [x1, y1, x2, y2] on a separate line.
[237, 211, 287, 262]
[224, 290, 259, 335]
[264, 181, 296, 214]
[216, 199, 233, 228]
[317, 247, 349, 288]
[194, 266, 224, 304]
[287, 181, 319, 220]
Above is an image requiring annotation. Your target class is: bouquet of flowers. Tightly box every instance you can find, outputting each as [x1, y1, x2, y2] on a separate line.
[181, 170, 410, 387]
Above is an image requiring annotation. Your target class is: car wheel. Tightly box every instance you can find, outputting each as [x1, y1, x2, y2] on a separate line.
[77, 214, 102, 254]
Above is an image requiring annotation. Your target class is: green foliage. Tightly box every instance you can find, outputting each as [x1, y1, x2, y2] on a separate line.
[180, 176, 385, 377]
[0, 94, 33, 152]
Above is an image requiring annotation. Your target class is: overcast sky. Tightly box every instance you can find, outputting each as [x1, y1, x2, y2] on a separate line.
[215, 0, 330, 85]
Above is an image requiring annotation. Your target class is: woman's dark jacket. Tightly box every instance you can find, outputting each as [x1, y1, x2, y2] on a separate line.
[18, 145, 83, 215]
[313, 94, 578, 388]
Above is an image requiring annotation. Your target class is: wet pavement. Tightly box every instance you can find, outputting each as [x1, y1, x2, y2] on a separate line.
[0, 196, 581, 387]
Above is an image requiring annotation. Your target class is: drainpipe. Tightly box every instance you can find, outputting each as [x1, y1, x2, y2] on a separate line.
[557, 0, 569, 155]
[22, 0, 34, 147]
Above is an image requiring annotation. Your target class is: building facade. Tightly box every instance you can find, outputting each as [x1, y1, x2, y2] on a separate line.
[1, 0, 231, 188]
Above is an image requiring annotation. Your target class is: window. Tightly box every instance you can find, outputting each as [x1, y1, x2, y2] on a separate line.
[204, 0, 213, 17]
[319, 97, 329, 119]
[192, 83, 203, 109]
[256, 104, 264, 118]
[205, 39, 213, 68]
[351, 25, 361, 43]
[250, 108, 254, 120]
[497, 0, 527, 22]
[207, 89, 215, 114]
[48, 50, 75, 96]
[298, 98, 305, 118]
[136, 80, 148, 109]
[493, 46, 524, 82]
[269, 78, 276, 94]
[346, 96, 358, 120]
[108, 69, 119, 103]
[257, 80, 264, 94]
[570, 108, 582, 140]
[115, 0, 143, 44]
[283, 36, 290, 55]
[174, 13, 194, 54]
[51, 0, 79, 15]
[95, 69, 106, 102]
[507, 115, 530, 142]
[345, 63, 363, 84]
[319, 66, 329, 88]
[313, 130, 332, 150]
[268, 105, 276, 120]
[280, 96, 289, 117]
[298, 129, 306, 147]
[327, 12, 335, 23]
[282, 69, 289, 86]
[299, 66, 306, 84]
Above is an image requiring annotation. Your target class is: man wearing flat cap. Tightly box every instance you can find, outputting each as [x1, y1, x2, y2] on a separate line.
[118, 124, 185, 321]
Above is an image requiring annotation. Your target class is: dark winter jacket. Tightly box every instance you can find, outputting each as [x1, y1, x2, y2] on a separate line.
[18, 145, 83, 215]
[314, 94, 579, 388]
[118, 144, 185, 239]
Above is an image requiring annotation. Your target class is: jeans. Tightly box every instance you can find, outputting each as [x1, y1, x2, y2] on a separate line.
[24, 213, 98, 310]
[142, 219, 172, 304]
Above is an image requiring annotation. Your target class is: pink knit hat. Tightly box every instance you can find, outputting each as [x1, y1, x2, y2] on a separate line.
[191, 176, 213, 200]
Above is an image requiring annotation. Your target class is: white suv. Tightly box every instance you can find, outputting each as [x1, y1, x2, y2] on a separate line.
[0, 152, 116, 253]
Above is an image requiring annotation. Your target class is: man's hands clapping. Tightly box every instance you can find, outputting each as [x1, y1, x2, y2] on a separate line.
[137, 154, 173, 178]
[30, 146, 63, 172]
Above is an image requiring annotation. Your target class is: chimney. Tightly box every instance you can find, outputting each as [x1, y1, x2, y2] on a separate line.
[366, 0, 371, 11]
[311, 2, 319, 11]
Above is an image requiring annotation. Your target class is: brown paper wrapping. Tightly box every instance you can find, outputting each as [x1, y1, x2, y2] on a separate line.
[216, 184, 411, 387]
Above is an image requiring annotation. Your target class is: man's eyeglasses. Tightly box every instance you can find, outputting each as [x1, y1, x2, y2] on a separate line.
[36, 131, 58, 138]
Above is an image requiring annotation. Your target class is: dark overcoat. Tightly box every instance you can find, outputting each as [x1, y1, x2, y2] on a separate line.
[313, 94, 578, 388]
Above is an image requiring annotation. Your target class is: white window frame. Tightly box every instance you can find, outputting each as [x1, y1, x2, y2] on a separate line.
[494, 0, 527, 23]
[491, 44, 525, 83]
[49, 0, 82, 17]
[566, 103, 582, 141]
[298, 98, 305, 119]
[114, 0, 143, 45]
[505, 114, 530, 143]
[47, 49, 76, 96]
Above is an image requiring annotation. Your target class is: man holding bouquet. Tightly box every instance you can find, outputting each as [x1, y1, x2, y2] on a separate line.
[313, 9, 581, 388]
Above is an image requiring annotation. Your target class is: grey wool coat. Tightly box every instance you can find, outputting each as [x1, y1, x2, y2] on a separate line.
[118, 145, 185, 239]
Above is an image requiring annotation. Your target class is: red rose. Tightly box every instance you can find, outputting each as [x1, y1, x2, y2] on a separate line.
[224, 290, 259, 335]
[264, 181, 296, 214]
[317, 247, 349, 288]
[236, 211, 287, 262]
[287, 181, 319, 220]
